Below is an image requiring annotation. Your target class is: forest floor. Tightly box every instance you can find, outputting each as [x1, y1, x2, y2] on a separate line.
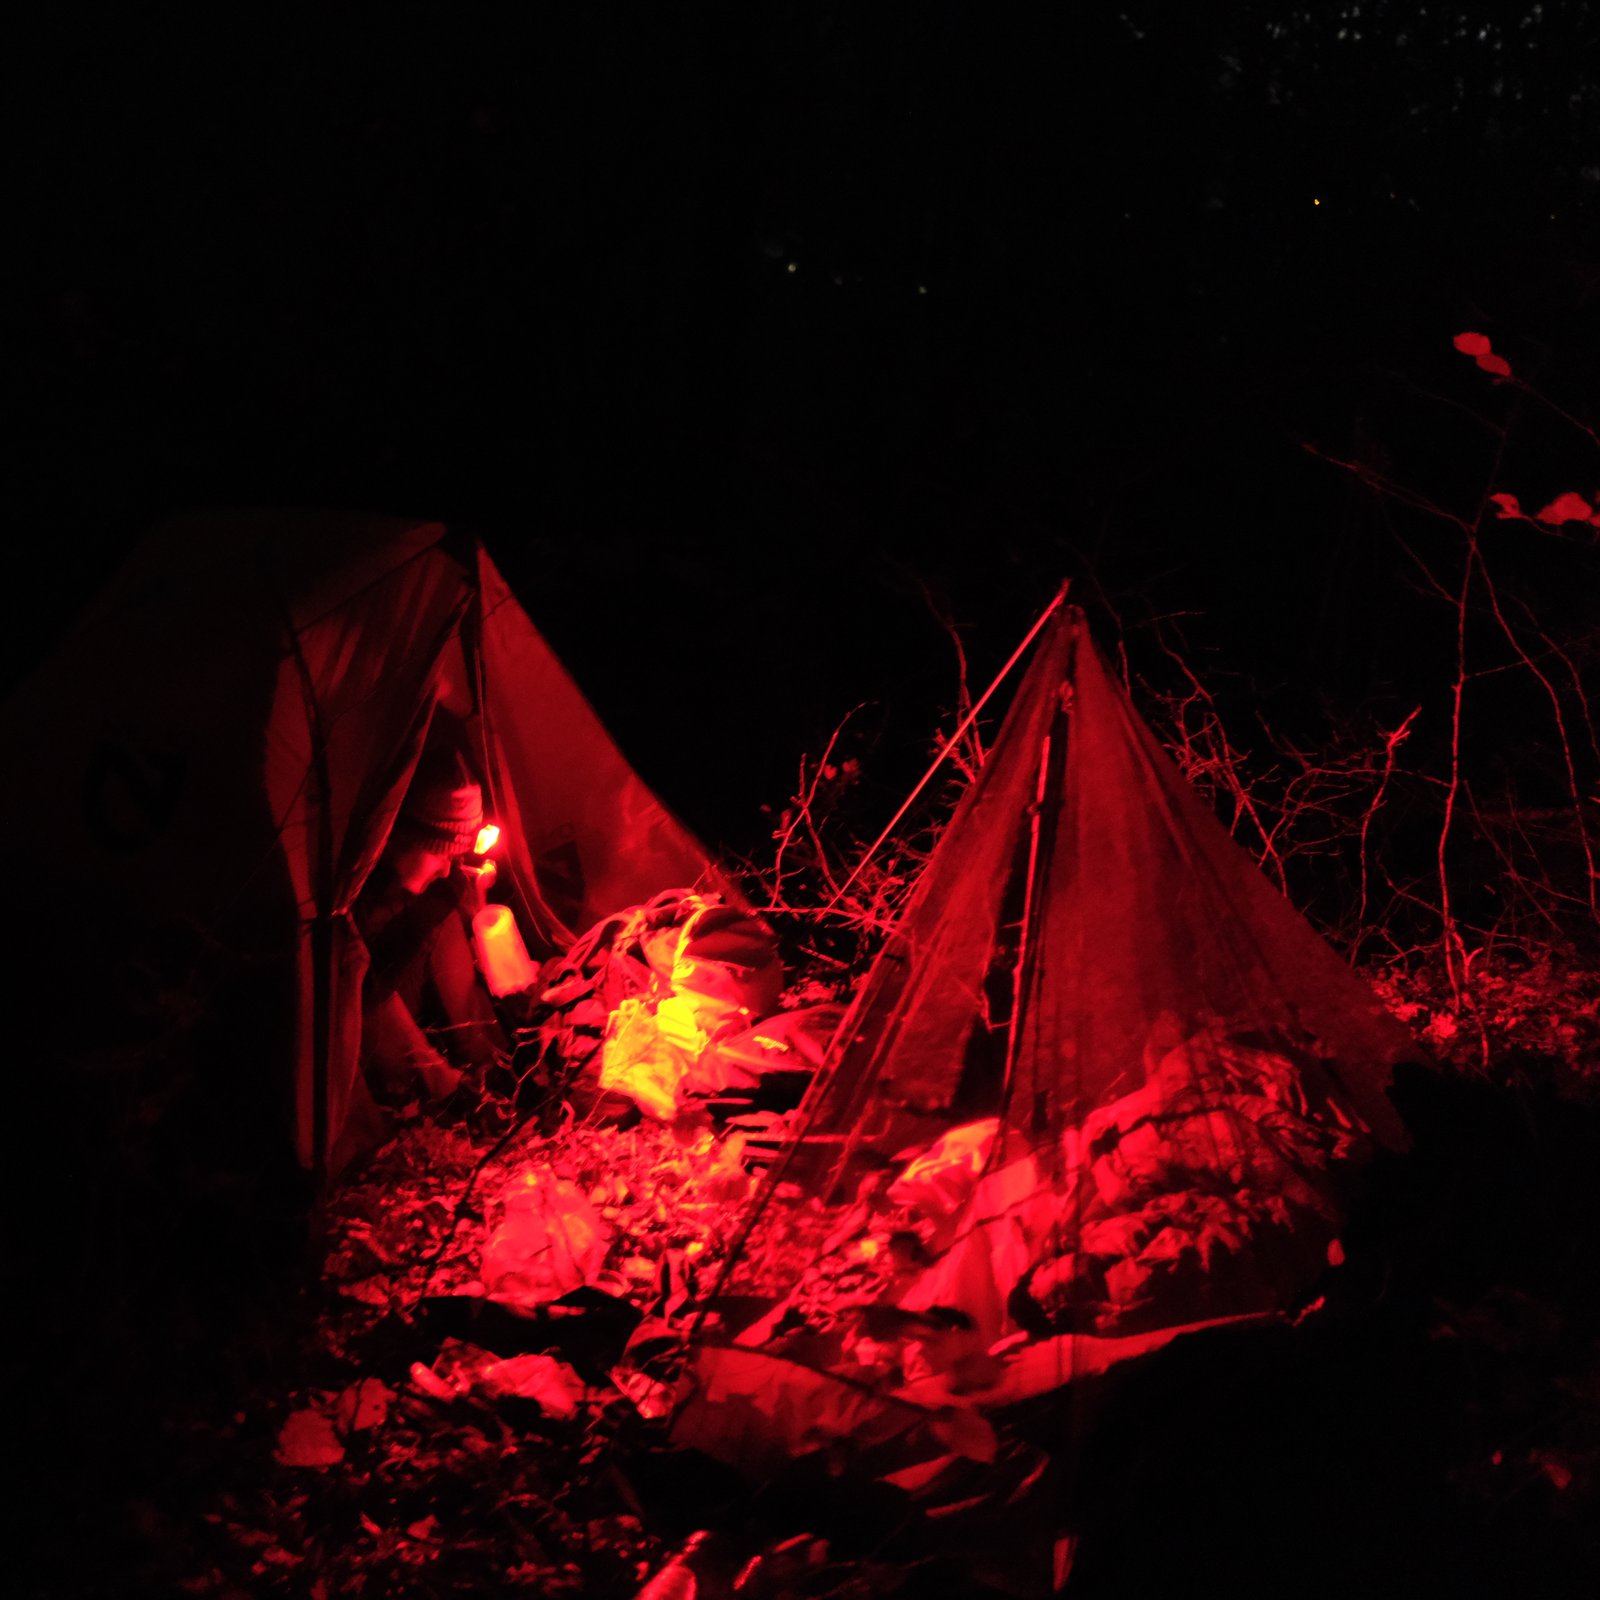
[27, 952, 1600, 1599]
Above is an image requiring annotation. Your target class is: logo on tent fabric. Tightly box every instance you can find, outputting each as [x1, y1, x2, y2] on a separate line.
[83, 741, 187, 854]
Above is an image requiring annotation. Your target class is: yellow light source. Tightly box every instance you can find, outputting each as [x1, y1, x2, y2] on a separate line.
[474, 823, 501, 855]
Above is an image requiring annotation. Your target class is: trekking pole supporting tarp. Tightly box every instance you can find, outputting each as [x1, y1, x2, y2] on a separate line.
[822, 581, 1070, 915]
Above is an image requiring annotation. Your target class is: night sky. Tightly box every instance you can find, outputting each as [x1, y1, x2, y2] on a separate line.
[16, 5, 1597, 851]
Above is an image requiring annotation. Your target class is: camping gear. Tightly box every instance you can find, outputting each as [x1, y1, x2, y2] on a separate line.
[481, 1164, 611, 1306]
[3, 513, 733, 1176]
[472, 903, 539, 997]
[542, 890, 787, 1119]
[642, 897, 785, 1026]
[695, 603, 1419, 1409]
[600, 995, 706, 1120]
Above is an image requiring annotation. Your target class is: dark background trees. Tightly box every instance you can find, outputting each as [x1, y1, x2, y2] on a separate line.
[15, 4, 1596, 863]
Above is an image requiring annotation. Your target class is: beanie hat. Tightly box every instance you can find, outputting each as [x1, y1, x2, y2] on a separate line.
[397, 748, 485, 857]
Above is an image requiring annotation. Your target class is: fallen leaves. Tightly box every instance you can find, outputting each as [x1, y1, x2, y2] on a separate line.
[334, 1376, 395, 1433]
[218, 1109, 786, 1592]
[274, 1378, 396, 1468]
[273, 1408, 344, 1469]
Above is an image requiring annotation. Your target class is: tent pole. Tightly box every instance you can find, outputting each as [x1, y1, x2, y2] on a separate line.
[996, 612, 1075, 1148]
[999, 705, 1053, 1135]
[276, 599, 337, 1190]
[823, 581, 1070, 914]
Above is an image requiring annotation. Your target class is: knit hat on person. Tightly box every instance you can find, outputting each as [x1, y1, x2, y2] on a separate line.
[396, 749, 485, 856]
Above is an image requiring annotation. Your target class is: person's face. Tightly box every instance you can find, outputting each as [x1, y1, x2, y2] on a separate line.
[394, 845, 454, 895]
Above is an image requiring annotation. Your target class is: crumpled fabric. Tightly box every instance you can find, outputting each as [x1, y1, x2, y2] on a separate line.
[481, 1163, 611, 1305]
[893, 1031, 1352, 1342]
[541, 890, 787, 1117]
[888, 1119, 1000, 1221]
[699, 1003, 845, 1085]
[599, 995, 706, 1120]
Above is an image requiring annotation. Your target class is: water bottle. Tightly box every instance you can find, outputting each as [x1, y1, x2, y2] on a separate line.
[633, 1530, 713, 1600]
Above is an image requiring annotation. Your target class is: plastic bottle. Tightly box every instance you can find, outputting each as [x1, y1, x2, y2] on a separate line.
[633, 1530, 713, 1600]
[472, 902, 538, 996]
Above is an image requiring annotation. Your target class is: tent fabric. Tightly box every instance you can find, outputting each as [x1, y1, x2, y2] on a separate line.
[264, 524, 475, 1169]
[711, 606, 1417, 1392]
[4, 512, 729, 1174]
[776, 610, 1076, 1195]
[475, 548, 727, 945]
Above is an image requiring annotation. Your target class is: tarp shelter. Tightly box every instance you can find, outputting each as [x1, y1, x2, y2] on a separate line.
[3, 513, 728, 1175]
[698, 603, 1418, 1419]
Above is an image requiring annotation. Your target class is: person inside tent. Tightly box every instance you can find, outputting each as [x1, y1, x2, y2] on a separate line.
[355, 747, 511, 1102]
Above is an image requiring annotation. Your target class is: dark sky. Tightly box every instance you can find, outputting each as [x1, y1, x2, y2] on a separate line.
[15, 5, 1597, 848]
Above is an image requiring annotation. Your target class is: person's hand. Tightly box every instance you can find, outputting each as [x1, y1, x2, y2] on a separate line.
[455, 857, 497, 916]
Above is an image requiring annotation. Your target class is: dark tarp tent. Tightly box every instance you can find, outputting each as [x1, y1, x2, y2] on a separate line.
[689, 604, 1419, 1446]
[3, 512, 728, 1175]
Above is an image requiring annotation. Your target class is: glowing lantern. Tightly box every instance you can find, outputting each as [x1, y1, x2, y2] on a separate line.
[472, 903, 537, 996]
[474, 823, 501, 856]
